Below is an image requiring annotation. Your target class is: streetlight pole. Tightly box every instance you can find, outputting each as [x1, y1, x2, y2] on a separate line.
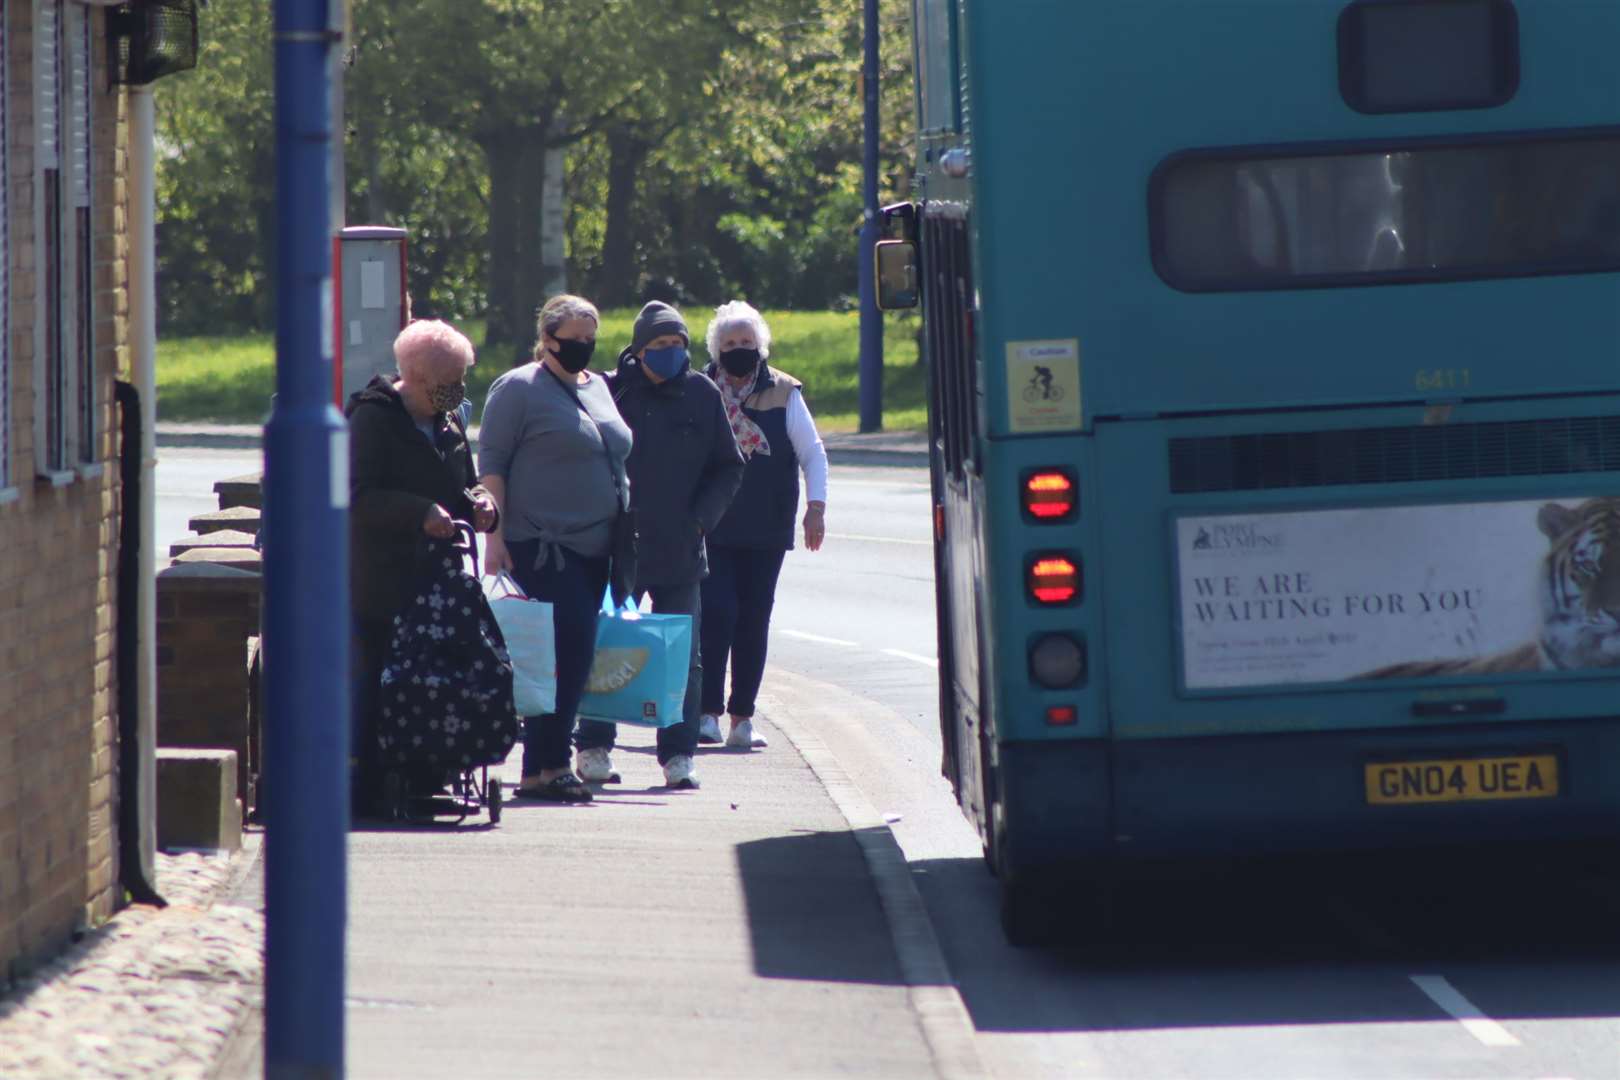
[857, 0, 883, 433]
[265, 1, 349, 1076]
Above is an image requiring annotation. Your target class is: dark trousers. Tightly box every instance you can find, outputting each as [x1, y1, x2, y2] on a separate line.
[575, 581, 702, 766]
[699, 545, 787, 719]
[507, 539, 610, 775]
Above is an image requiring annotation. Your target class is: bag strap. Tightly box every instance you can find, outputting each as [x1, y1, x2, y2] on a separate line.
[445, 407, 478, 489]
[547, 367, 627, 506]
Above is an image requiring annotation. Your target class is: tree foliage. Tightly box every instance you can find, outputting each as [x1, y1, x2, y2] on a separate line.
[154, 0, 915, 343]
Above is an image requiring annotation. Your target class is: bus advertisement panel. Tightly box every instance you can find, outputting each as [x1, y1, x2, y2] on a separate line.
[1176, 496, 1620, 690]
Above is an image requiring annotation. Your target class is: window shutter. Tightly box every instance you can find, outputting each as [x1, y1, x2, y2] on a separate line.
[66, 2, 88, 207]
[36, 0, 58, 170]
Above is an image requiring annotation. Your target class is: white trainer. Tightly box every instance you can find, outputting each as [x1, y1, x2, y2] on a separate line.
[575, 747, 619, 783]
[726, 719, 768, 749]
[662, 755, 700, 790]
[698, 713, 723, 744]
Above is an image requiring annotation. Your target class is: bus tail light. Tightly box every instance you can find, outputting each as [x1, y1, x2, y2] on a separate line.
[1045, 705, 1078, 726]
[1022, 469, 1077, 521]
[1030, 633, 1086, 688]
[1027, 554, 1081, 605]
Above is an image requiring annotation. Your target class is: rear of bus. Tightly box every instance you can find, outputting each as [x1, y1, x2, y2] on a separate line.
[928, 0, 1620, 909]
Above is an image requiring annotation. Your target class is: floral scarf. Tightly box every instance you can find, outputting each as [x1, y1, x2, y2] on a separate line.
[720, 371, 771, 459]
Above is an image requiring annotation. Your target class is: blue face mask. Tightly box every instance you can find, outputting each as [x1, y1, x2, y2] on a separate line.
[642, 345, 688, 381]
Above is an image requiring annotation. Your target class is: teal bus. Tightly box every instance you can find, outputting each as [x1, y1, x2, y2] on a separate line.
[879, 0, 1620, 943]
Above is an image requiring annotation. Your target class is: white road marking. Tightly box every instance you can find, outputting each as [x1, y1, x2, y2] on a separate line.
[827, 532, 932, 547]
[883, 648, 939, 669]
[1409, 975, 1521, 1048]
[825, 477, 929, 489]
[780, 629, 860, 647]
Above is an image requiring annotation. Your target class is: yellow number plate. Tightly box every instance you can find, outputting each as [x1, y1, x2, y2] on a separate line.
[1365, 754, 1559, 806]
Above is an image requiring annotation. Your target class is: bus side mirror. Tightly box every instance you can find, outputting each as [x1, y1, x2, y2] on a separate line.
[875, 240, 920, 310]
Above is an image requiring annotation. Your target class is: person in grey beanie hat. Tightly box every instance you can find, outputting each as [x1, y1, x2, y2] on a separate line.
[574, 301, 743, 791]
[631, 300, 690, 354]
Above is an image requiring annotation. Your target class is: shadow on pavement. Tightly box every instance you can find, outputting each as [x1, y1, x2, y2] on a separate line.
[910, 843, 1620, 1034]
[735, 828, 907, 986]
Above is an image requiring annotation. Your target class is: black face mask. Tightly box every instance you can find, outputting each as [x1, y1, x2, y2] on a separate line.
[550, 336, 596, 374]
[718, 347, 761, 378]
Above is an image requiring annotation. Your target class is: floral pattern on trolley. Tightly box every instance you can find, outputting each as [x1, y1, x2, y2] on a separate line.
[379, 547, 520, 769]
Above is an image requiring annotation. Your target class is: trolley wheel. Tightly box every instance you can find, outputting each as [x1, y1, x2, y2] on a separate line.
[487, 778, 503, 824]
[382, 771, 405, 823]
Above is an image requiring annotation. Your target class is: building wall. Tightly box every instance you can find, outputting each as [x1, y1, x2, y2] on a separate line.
[0, 1, 129, 979]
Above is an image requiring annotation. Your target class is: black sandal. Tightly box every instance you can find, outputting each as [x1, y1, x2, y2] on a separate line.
[515, 772, 593, 803]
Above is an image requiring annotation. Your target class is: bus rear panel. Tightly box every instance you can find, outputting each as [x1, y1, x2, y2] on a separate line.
[908, 0, 1620, 902]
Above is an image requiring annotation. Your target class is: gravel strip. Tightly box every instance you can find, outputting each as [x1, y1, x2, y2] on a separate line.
[0, 847, 264, 1080]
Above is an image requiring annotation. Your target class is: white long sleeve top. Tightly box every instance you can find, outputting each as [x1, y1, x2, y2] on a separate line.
[784, 387, 828, 505]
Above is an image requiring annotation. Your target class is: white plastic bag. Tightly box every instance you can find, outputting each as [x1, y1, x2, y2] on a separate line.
[484, 572, 557, 717]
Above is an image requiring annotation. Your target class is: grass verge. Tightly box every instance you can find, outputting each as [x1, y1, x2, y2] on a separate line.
[156, 310, 927, 433]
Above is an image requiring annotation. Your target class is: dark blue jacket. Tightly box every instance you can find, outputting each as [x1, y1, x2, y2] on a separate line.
[606, 348, 745, 587]
[705, 363, 802, 551]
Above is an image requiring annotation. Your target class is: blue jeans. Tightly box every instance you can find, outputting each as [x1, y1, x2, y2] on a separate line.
[700, 545, 787, 719]
[506, 540, 610, 775]
[575, 581, 702, 766]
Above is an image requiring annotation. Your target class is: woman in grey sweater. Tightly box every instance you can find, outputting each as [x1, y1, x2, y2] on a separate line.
[479, 295, 631, 802]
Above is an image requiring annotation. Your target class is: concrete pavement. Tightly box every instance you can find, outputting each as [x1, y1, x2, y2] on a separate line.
[213, 709, 981, 1079]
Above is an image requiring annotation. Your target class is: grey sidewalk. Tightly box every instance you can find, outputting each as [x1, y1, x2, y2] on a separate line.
[214, 714, 958, 1080]
[155, 422, 929, 467]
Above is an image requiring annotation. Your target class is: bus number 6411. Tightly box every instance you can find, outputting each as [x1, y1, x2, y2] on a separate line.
[1415, 368, 1471, 392]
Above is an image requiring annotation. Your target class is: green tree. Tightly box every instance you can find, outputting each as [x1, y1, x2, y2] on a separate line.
[568, 0, 915, 312]
[359, 0, 780, 359]
[154, 1, 275, 333]
[153, 0, 919, 340]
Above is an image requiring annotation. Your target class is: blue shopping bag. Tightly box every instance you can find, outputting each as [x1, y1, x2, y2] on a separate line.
[482, 572, 558, 717]
[579, 593, 691, 728]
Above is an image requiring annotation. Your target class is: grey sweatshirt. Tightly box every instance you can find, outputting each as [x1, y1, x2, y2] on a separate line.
[477, 364, 632, 559]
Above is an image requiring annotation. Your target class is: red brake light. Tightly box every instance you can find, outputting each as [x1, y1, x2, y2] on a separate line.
[1027, 555, 1080, 605]
[1045, 705, 1078, 726]
[1023, 470, 1076, 521]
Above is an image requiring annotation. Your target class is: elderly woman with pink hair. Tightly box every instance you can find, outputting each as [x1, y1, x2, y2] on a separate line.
[697, 302, 830, 750]
[345, 319, 499, 812]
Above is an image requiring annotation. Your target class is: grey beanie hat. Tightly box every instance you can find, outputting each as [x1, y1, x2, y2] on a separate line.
[631, 301, 689, 353]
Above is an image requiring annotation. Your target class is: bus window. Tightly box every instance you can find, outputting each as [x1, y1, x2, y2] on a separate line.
[1153, 130, 1620, 291]
[913, 0, 957, 133]
[924, 213, 975, 477]
[1339, 0, 1519, 114]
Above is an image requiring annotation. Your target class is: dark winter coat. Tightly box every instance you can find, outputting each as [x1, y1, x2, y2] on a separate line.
[346, 375, 493, 627]
[605, 348, 745, 587]
[704, 362, 802, 551]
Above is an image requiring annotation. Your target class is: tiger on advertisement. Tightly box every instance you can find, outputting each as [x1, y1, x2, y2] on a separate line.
[1357, 497, 1620, 679]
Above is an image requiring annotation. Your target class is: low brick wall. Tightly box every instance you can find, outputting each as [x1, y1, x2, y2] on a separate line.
[155, 564, 261, 817]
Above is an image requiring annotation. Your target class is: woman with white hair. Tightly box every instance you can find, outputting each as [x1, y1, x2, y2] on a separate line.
[697, 301, 829, 749]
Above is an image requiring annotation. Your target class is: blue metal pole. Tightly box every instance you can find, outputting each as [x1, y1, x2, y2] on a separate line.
[857, 0, 883, 433]
[265, 1, 347, 1077]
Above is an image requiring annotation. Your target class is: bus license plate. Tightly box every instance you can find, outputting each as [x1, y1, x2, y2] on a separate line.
[1364, 754, 1559, 806]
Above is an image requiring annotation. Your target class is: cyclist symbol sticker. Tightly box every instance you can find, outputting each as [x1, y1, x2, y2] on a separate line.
[1006, 339, 1081, 433]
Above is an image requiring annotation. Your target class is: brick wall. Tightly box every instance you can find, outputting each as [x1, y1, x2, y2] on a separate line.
[0, 4, 130, 979]
[156, 564, 262, 814]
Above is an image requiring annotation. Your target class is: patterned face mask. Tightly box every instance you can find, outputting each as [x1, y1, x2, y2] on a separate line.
[427, 380, 467, 413]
